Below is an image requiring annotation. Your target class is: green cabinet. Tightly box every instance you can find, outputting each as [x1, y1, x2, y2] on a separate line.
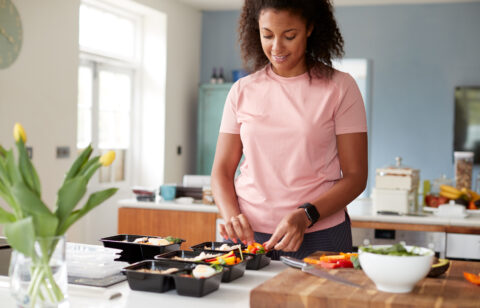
[196, 83, 233, 175]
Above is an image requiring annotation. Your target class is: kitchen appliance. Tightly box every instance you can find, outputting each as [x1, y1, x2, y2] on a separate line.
[373, 157, 420, 214]
[280, 256, 362, 288]
[352, 228, 446, 258]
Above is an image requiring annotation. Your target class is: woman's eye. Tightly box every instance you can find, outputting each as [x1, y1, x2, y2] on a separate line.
[286, 36, 296, 41]
[263, 35, 273, 39]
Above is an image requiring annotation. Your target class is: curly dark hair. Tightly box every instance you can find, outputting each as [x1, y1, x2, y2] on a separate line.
[238, 0, 344, 79]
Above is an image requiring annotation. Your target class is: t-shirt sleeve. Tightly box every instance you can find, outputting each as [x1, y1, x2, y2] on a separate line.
[219, 81, 241, 134]
[334, 73, 368, 135]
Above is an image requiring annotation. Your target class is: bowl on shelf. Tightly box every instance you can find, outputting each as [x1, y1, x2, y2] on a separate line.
[358, 244, 434, 293]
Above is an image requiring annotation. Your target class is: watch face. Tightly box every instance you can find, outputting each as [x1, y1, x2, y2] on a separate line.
[0, 0, 22, 69]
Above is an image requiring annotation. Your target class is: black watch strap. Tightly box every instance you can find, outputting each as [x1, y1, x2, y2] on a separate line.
[298, 203, 320, 228]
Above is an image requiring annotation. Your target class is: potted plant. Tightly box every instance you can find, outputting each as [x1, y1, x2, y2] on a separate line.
[0, 123, 118, 307]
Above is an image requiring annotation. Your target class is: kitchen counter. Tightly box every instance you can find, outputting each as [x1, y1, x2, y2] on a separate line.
[0, 260, 288, 308]
[118, 198, 480, 231]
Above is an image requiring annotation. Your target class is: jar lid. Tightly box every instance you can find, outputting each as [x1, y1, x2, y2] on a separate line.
[376, 156, 419, 176]
[454, 151, 474, 159]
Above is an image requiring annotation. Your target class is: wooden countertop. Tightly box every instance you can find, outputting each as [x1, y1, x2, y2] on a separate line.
[250, 253, 480, 308]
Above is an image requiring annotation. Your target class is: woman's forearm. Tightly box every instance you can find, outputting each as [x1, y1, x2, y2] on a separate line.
[211, 171, 241, 221]
[311, 171, 367, 218]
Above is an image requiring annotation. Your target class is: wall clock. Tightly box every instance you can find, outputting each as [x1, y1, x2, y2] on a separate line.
[0, 0, 22, 69]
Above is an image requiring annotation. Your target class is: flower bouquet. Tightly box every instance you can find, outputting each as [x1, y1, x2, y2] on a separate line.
[0, 123, 118, 307]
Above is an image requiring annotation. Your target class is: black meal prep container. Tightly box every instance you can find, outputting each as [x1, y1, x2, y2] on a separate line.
[155, 250, 247, 282]
[190, 241, 271, 270]
[173, 268, 222, 297]
[122, 260, 222, 297]
[122, 259, 193, 293]
[100, 234, 185, 263]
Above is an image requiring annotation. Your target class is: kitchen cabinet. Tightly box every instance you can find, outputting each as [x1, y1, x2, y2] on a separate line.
[196, 83, 233, 175]
[118, 206, 219, 249]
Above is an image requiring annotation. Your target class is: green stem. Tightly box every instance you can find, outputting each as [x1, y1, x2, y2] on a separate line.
[27, 238, 65, 306]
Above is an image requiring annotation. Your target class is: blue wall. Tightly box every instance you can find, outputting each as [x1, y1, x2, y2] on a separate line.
[200, 3, 480, 193]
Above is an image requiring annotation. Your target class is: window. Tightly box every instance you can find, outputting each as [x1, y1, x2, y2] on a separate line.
[77, 1, 141, 183]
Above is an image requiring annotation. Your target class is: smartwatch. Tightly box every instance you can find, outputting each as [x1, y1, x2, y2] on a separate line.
[298, 203, 320, 228]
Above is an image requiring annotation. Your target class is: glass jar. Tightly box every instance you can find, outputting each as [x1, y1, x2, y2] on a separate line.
[431, 174, 453, 195]
[10, 235, 67, 308]
[202, 186, 215, 205]
[454, 151, 474, 190]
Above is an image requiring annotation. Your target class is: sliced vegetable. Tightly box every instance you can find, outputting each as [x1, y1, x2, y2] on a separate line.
[464, 272, 480, 286]
[304, 253, 357, 269]
[350, 255, 361, 269]
[243, 242, 267, 254]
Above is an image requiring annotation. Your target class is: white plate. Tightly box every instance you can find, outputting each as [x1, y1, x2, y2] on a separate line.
[175, 197, 194, 204]
[424, 206, 480, 214]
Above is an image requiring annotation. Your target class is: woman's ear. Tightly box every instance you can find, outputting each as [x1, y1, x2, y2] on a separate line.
[307, 24, 314, 37]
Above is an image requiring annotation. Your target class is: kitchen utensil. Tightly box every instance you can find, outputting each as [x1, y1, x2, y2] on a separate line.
[280, 256, 362, 288]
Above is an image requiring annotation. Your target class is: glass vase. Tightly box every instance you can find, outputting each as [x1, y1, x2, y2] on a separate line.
[9, 235, 68, 308]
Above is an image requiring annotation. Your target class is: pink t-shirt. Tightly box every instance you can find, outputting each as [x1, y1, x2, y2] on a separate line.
[219, 65, 367, 234]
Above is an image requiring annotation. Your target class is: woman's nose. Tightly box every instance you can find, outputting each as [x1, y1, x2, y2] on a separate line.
[272, 38, 283, 53]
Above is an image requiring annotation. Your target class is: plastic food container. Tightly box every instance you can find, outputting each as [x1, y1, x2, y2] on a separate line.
[173, 268, 223, 297]
[190, 241, 271, 270]
[122, 260, 194, 293]
[66, 243, 127, 279]
[155, 250, 247, 282]
[454, 151, 474, 190]
[100, 234, 184, 263]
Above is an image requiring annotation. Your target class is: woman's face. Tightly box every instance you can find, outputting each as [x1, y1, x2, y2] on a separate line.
[258, 9, 312, 77]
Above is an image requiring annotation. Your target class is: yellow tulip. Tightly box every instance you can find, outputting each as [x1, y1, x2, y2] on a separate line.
[99, 150, 115, 166]
[13, 123, 27, 143]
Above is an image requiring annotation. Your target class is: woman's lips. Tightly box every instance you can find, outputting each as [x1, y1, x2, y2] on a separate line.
[272, 55, 288, 63]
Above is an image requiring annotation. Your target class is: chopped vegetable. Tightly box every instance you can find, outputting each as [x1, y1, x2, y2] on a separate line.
[204, 251, 240, 266]
[165, 236, 183, 244]
[350, 255, 361, 269]
[304, 253, 357, 269]
[464, 272, 480, 286]
[243, 242, 267, 254]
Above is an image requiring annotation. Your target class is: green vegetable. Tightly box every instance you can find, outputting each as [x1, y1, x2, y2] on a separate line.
[360, 243, 423, 256]
[165, 236, 183, 244]
[350, 255, 361, 269]
[210, 264, 223, 272]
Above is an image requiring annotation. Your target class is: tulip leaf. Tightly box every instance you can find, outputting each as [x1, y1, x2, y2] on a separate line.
[0, 145, 6, 157]
[5, 150, 21, 185]
[11, 182, 58, 236]
[79, 155, 100, 176]
[11, 182, 52, 216]
[5, 217, 35, 257]
[0, 207, 15, 223]
[55, 176, 87, 226]
[16, 140, 41, 197]
[57, 188, 117, 235]
[64, 145, 92, 182]
[31, 212, 59, 237]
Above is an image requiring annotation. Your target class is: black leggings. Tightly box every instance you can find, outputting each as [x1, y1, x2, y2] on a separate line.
[253, 212, 352, 260]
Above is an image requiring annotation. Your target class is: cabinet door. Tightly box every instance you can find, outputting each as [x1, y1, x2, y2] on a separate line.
[196, 84, 233, 175]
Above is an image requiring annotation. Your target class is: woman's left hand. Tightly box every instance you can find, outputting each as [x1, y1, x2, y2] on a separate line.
[263, 208, 310, 252]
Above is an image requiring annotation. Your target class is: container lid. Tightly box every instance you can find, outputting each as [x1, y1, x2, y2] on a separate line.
[376, 156, 419, 176]
[454, 151, 474, 159]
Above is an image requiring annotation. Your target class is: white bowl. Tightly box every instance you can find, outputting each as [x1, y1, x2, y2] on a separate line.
[358, 245, 434, 293]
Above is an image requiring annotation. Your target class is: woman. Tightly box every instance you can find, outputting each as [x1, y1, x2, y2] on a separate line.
[211, 0, 368, 260]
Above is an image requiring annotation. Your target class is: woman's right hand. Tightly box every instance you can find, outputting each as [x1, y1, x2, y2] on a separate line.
[219, 213, 255, 245]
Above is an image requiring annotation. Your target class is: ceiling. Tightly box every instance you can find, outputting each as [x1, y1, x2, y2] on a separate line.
[177, 0, 479, 11]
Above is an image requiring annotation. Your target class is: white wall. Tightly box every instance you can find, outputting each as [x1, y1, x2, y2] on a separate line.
[0, 0, 202, 243]
[0, 0, 80, 236]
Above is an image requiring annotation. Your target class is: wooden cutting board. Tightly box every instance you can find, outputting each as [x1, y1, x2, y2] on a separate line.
[250, 252, 480, 308]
